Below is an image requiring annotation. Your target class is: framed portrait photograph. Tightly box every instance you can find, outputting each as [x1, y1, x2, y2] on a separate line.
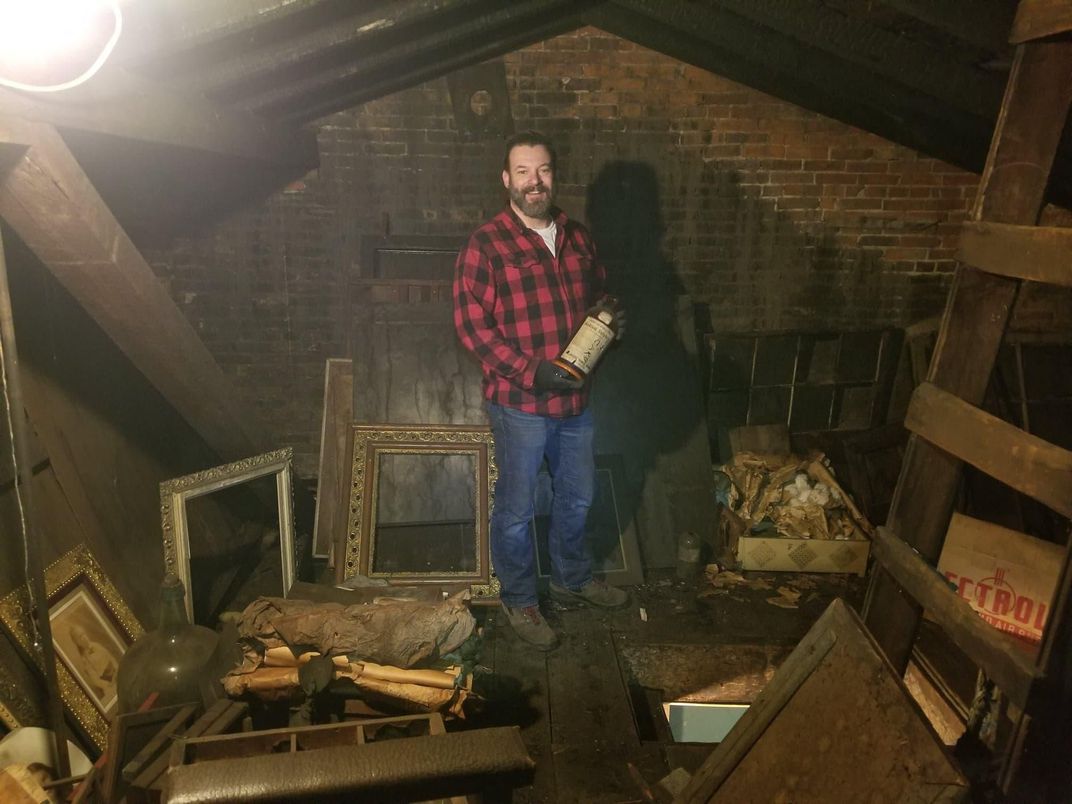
[49, 586, 127, 718]
[0, 544, 142, 752]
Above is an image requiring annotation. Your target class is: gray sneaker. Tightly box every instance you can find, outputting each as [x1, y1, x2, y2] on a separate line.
[550, 579, 629, 609]
[501, 603, 559, 650]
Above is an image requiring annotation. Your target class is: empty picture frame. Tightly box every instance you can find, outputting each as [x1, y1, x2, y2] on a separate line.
[341, 425, 497, 598]
[530, 453, 644, 586]
[161, 448, 296, 622]
[0, 544, 143, 752]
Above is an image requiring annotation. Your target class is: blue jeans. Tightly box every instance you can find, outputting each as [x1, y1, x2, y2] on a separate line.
[486, 402, 596, 608]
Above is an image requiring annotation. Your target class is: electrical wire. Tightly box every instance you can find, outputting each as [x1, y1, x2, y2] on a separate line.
[0, 298, 39, 646]
[0, 0, 122, 93]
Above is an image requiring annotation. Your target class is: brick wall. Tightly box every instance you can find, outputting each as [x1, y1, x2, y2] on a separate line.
[146, 27, 1068, 475]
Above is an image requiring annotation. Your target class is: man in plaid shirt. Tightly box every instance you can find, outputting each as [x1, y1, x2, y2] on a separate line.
[454, 131, 627, 650]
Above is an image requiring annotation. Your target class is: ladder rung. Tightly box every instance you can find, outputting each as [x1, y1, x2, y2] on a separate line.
[958, 222, 1072, 287]
[906, 382, 1072, 518]
[1010, 0, 1072, 43]
[870, 526, 1040, 710]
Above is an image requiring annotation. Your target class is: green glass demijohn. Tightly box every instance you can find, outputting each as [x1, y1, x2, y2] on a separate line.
[116, 573, 219, 714]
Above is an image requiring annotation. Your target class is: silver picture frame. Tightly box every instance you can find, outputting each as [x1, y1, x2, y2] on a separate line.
[160, 448, 296, 622]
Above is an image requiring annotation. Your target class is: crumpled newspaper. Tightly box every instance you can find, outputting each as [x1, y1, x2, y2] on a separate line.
[716, 451, 872, 541]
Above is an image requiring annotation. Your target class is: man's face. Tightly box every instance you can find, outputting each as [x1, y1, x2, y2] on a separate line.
[503, 144, 555, 220]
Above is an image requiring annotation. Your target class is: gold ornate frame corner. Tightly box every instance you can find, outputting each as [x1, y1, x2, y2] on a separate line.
[0, 544, 143, 751]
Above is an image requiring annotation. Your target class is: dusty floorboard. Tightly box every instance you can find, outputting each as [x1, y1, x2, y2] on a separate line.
[461, 568, 865, 803]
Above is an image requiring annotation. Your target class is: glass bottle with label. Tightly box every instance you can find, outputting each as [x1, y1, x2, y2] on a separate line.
[552, 296, 620, 382]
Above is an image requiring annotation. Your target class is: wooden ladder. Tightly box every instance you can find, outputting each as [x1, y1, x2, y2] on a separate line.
[860, 3, 1072, 799]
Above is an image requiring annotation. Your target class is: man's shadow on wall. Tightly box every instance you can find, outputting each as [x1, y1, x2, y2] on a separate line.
[586, 161, 710, 568]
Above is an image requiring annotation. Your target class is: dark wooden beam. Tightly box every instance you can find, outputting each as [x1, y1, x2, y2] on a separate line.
[0, 117, 271, 462]
[958, 221, 1072, 287]
[247, 0, 598, 122]
[591, 0, 993, 174]
[280, 21, 588, 124]
[114, 0, 339, 68]
[710, 0, 1004, 121]
[863, 40, 1072, 673]
[165, 0, 499, 100]
[0, 65, 318, 170]
[879, 0, 1016, 53]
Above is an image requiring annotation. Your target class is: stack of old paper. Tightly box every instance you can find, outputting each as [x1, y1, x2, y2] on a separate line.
[717, 451, 872, 541]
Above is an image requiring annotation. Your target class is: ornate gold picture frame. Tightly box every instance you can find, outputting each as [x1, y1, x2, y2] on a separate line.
[161, 448, 296, 622]
[340, 425, 498, 599]
[0, 544, 143, 752]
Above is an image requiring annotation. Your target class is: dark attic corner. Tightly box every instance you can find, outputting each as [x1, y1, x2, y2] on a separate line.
[0, 0, 1070, 802]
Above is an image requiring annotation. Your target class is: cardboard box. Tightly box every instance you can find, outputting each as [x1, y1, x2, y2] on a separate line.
[937, 513, 1062, 643]
[736, 534, 870, 576]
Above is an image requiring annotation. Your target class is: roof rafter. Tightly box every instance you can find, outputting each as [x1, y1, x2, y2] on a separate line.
[0, 116, 272, 462]
[115, 0, 347, 68]
[593, 0, 993, 173]
[243, 0, 603, 121]
[708, 0, 1004, 121]
[163, 0, 501, 100]
[0, 65, 318, 170]
[879, 0, 1015, 53]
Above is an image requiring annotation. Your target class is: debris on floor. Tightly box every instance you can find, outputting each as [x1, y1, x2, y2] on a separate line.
[699, 564, 773, 597]
[766, 586, 802, 609]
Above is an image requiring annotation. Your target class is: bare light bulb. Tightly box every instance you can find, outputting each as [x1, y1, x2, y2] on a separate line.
[0, 0, 122, 92]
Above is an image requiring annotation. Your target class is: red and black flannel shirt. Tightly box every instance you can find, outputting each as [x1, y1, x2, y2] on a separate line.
[454, 205, 606, 417]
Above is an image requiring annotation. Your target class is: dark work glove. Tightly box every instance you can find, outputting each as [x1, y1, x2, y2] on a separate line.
[534, 360, 584, 391]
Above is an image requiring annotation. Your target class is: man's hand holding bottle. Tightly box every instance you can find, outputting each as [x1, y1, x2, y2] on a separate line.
[534, 360, 584, 391]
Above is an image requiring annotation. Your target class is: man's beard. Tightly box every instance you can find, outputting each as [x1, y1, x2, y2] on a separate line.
[509, 182, 553, 219]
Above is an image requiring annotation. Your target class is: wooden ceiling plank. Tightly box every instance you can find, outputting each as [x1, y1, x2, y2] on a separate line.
[879, 0, 1016, 53]
[592, 0, 993, 173]
[0, 117, 271, 463]
[114, 0, 341, 67]
[278, 14, 590, 124]
[710, 0, 1004, 121]
[239, 0, 598, 117]
[174, 0, 498, 99]
[1010, 0, 1072, 43]
[0, 65, 318, 170]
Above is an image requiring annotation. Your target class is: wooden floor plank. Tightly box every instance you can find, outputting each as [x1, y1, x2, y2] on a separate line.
[545, 606, 643, 803]
[484, 607, 555, 802]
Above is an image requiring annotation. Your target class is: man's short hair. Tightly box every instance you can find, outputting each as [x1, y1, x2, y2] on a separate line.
[503, 130, 557, 172]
